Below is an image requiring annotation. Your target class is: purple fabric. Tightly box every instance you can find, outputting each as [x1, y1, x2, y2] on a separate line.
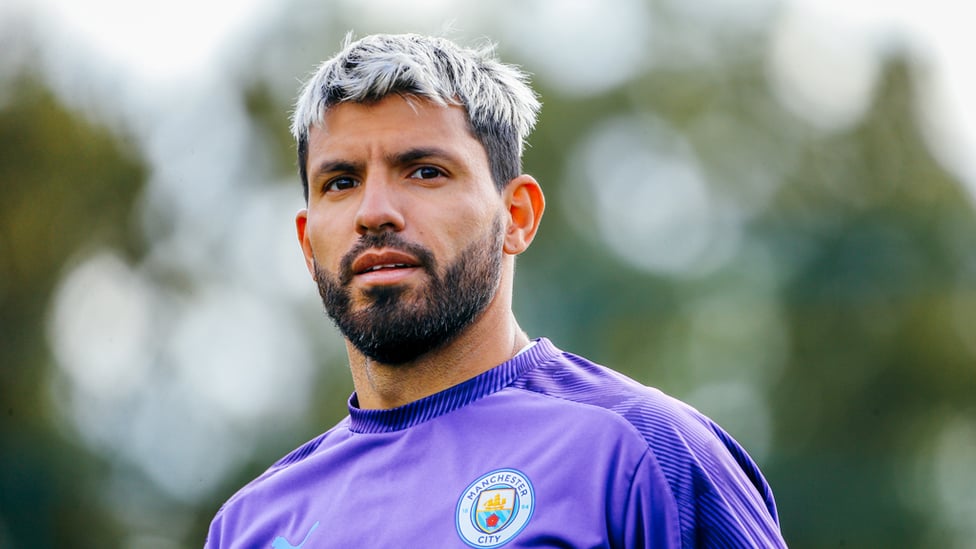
[206, 338, 786, 548]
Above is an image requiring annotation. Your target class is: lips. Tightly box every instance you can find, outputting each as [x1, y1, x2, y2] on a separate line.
[351, 249, 422, 277]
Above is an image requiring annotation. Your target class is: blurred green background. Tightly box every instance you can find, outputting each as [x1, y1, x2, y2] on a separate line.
[2, 0, 975, 547]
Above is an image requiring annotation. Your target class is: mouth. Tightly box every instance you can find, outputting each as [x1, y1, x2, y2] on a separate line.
[350, 249, 424, 283]
[360, 263, 414, 273]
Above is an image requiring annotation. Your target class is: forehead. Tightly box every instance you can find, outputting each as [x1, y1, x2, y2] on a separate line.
[308, 95, 482, 157]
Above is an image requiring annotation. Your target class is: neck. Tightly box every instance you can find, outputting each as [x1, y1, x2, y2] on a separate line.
[347, 301, 529, 410]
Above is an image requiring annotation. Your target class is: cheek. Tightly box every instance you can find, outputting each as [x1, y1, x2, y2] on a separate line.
[305, 219, 347, 270]
[439, 207, 502, 253]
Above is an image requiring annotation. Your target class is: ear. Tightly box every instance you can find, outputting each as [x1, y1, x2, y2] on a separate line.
[295, 208, 316, 278]
[503, 174, 545, 255]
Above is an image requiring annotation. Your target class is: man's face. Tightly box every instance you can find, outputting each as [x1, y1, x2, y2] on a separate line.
[297, 95, 507, 364]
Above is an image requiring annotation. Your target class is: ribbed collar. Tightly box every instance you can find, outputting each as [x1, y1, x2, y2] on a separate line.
[347, 338, 557, 434]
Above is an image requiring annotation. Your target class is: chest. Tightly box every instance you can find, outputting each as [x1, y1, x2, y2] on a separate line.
[217, 398, 654, 548]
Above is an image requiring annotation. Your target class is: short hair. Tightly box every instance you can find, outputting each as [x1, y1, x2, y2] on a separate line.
[291, 33, 541, 201]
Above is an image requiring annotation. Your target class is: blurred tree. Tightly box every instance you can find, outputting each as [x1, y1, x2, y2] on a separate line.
[0, 72, 146, 547]
[762, 59, 976, 548]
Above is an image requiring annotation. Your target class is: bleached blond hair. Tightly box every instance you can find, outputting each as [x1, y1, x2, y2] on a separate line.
[291, 33, 541, 200]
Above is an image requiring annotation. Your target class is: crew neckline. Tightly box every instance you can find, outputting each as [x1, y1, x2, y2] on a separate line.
[347, 338, 556, 433]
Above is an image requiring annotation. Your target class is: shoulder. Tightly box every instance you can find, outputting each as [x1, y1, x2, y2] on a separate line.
[209, 417, 352, 521]
[512, 342, 716, 446]
[515, 341, 786, 547]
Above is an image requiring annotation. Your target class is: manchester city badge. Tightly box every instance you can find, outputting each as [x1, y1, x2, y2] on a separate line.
[455, 469, 535, 548]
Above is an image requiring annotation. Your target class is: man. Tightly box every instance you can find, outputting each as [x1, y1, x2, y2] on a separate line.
[206, 33, 787, 548]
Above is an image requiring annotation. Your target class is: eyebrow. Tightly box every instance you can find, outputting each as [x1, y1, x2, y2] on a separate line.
[310, 147, 460, 182]
[309, 159, 364, 182]
[388, 147, 457, 166]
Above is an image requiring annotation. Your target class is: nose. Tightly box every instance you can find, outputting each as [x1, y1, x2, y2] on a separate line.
[354, 175, 405, 235]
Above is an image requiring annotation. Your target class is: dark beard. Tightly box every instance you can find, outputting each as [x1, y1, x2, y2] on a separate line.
[313, 216, 504, 365]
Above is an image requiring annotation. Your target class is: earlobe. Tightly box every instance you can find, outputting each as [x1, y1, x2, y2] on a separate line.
[295, 209, 316, 278]
[503, 175, 545, 255]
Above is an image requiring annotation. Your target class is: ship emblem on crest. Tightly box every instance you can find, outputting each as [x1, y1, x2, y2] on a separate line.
[456, 469, 535, 548]
[475, 488, 515, 533]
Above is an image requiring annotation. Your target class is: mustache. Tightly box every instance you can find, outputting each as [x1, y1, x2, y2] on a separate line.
[338, 231, 437, 285]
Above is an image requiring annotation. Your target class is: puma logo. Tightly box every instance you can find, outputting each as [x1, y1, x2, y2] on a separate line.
[271, 521, 319, 549]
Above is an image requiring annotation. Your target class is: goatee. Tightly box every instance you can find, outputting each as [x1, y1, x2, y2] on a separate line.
[313, 216, 504, 365]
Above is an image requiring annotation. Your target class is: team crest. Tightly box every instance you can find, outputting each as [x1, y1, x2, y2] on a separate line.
[456, 469, 534, 548]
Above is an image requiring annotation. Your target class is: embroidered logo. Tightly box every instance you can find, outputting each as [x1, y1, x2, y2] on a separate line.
[456, 469, 535, 548]
[272, 521, 319, 549]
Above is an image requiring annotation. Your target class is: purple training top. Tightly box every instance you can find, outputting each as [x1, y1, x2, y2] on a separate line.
[206, 338, 787, 548]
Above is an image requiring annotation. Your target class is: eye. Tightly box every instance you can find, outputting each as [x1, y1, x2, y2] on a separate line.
[324, 176, 359, 193]
[408, 166, 444, 180]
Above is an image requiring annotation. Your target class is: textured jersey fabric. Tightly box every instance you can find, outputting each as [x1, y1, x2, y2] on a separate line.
[206, 338, 786, 548]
